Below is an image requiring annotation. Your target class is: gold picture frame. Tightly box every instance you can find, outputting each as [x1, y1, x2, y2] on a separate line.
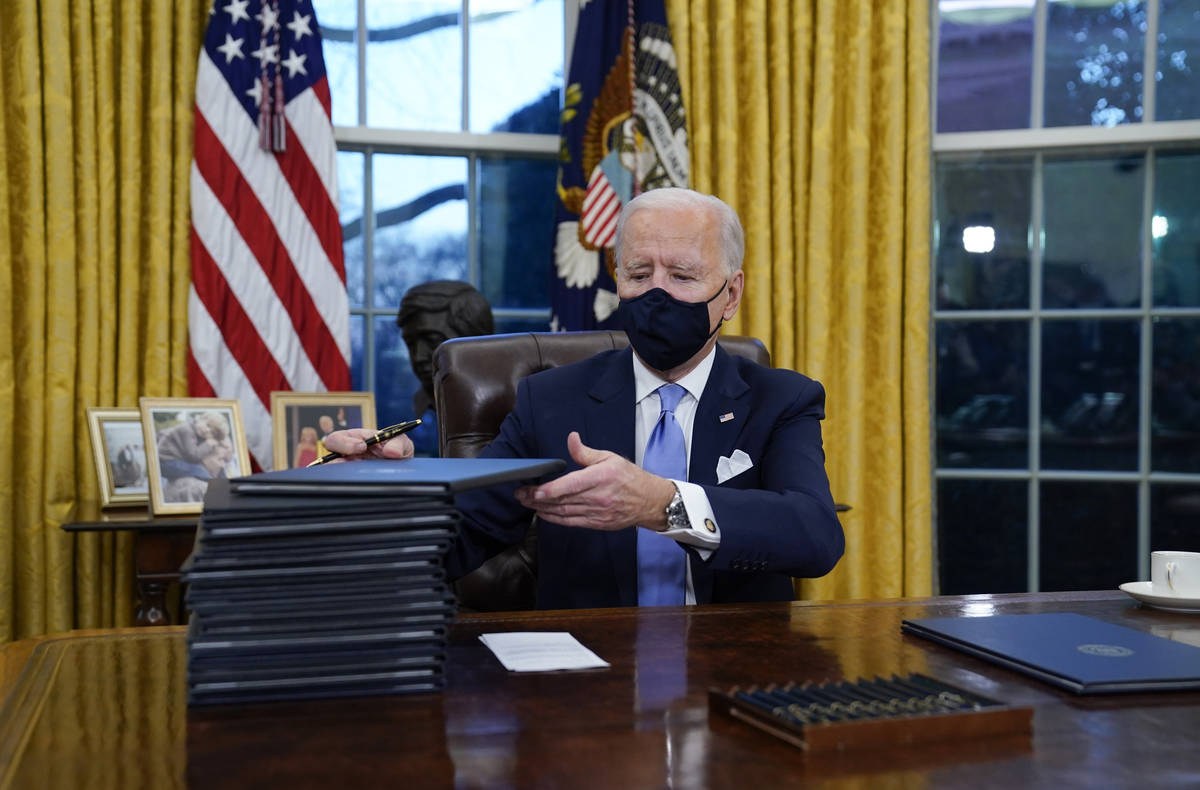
[139, 397, 252, 515]
[86, 407, 151, 508]
[270, 391, 377, 470]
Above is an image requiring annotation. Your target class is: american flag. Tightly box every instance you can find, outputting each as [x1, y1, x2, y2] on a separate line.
[189, 0, 349, 471]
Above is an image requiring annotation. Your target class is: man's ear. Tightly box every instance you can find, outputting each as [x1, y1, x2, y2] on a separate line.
[722, 269, 744, 321]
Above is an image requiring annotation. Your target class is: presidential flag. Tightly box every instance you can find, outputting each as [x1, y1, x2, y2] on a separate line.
[550, 0, 690, 332]
[189, 0, 349, 471]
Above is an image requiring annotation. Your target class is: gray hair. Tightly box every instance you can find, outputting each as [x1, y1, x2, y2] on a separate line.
[613, 188, 744, 276]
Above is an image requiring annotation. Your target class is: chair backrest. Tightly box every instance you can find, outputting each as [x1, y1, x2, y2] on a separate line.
[433, 330, 771, 459]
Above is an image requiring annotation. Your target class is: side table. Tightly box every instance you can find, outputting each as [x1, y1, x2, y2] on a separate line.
[62, 509, 199, 626]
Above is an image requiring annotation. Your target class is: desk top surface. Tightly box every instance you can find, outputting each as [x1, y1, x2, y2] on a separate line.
[2, 591, 1198, 789]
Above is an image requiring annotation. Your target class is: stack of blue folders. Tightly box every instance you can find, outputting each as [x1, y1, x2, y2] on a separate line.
[182, 457, 564, 705]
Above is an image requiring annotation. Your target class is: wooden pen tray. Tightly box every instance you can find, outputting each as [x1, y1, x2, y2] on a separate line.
[709, 674, 1032, 753]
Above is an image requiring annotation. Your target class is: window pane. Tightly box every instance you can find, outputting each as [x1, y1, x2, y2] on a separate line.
[373, 315, 422, 430]
[372, 154, 468, 308]
[366, 3, 462, 130]
[1044, 1, 1147, 128]
[935, 158, 1032, 310]
[1041, 319, 1140, 471]
[493, 314, 551, 333]
[1152, 318, 1200, 473]
[469, 0, 563, 133]
[314, 0, 358, 127]
[338, 151, 365, 306]
[1042, 154, 1143, 309]
[936, 320, 1029, 469]
[477, 155, 557, 310]
[1155, 0, 1200, 121]
[1040, 482, 1137, 591]
[1152, 150, 1200, 307]
[938, 479, 1028, 594]
[936, 1, 1034, 132]
[349, 313, 365, 391]
[1152, 484, 1200, 553]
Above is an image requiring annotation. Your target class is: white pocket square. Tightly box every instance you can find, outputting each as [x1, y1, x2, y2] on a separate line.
[716, 449, 753, 484]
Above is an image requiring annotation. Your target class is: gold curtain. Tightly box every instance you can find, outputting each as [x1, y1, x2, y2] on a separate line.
[667, 0, 933, 599]
[0, 0, 207, 642]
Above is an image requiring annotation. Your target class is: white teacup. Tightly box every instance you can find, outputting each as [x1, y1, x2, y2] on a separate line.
[1151, 551, 1200, 598]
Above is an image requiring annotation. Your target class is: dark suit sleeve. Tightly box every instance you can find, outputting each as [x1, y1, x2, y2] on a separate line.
[701, 378, 844, 579]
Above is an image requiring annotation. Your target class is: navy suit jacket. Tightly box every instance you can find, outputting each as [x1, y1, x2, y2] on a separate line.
[447, 345, 845, 609]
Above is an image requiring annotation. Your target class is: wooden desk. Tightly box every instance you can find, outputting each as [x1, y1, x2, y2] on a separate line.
[2, 591, 1199, 789]
[62, 510, 198, 626]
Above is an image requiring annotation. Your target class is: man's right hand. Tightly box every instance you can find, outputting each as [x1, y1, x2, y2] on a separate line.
[321, 428, 415, 461]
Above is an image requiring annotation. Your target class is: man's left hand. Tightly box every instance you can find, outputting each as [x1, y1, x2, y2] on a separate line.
[514, 431, 676, 531]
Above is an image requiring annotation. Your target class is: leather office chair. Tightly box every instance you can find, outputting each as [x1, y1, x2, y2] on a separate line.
[432, 330, 770, 612]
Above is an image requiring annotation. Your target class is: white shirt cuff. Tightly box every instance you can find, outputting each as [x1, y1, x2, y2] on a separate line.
[659, 480, 720, 560]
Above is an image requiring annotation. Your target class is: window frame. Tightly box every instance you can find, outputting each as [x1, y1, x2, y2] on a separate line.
[931, 0, 1200, 591]
[328, 0, 572, 399]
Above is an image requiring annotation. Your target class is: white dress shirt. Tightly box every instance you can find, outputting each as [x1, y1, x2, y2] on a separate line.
[631, 348, 722, 605]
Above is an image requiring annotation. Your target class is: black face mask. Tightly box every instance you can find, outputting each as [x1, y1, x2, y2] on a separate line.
[617, 280, 728, 371]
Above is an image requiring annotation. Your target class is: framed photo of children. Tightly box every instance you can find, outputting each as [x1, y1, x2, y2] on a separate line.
[139, 398, 251, 515]
[269, 391, 376, 470]
[86, 407, 151, 508]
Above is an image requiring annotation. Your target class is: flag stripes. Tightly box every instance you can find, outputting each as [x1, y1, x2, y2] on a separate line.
[582, 170, 620, 249]
[192, 115, 338, 389]
[189, 1, 348, 471]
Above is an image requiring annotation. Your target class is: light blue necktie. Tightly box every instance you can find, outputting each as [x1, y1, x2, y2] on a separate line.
[638, 383, 688, 606]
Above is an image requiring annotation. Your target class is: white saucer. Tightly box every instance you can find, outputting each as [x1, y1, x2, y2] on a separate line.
[1119, 581, 1200, 614]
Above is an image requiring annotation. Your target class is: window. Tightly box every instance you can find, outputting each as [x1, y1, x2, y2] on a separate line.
[316, 0, 565, 426]
[934, 0, 1200, 593]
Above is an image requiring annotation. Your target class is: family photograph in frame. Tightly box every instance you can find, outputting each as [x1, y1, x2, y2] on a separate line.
[270, 391, 376, 470]
[86, 407, 150, 508]
[139, 398, 251, 515]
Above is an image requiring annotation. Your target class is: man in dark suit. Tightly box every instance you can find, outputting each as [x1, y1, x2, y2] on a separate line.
[325, 188, 844, 608]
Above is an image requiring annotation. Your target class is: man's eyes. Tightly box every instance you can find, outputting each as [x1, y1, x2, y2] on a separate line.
[627, 271, 693, 280]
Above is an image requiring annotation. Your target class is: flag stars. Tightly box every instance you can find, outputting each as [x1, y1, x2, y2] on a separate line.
[246, 78, 263, 106]
[251, 40, 280, 66]
[223, 0, 250, 25]
[216, 33, 245, 63]
[257, 3, 280, 32]
[281, 48, 308, 78]
[287, 11, 313, 41]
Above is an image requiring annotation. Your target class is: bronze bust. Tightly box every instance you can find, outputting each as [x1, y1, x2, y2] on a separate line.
[397, 280, 493, 454]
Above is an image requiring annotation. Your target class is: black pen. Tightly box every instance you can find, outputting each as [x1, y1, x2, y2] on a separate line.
[306, 419, 422, 466]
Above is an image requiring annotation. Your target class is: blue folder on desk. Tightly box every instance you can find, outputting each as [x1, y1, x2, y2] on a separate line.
[902, 613, 1200, 694]
[229, 457, 565, 496]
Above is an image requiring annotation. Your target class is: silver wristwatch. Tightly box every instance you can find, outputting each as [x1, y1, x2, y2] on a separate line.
[664, 485, 689, 531]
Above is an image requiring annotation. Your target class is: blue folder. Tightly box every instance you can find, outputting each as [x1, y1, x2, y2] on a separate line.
[229, 457, 565, 496]
[902, 612, 1200, 694]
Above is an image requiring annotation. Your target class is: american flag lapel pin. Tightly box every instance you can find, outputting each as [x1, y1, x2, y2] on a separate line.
[719, 412, 735, 423]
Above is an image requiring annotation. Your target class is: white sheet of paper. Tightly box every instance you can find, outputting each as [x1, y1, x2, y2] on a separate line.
[478, 631, 610, 672]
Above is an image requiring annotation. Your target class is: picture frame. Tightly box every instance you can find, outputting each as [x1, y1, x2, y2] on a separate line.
[270, 391, 377, 470]
[139, 397, 252, 515]
[86, 407, 151, 508]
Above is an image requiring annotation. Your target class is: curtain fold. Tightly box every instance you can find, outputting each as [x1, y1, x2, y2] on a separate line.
[0, 0, 206, 642]
[667, 0, 933, 599]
